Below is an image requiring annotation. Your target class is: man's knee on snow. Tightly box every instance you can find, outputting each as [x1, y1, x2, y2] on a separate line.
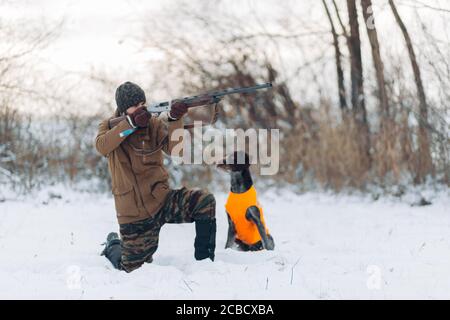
[121, 261, 143, 273]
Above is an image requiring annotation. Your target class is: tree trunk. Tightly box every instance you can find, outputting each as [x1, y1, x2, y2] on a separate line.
[388, 0, 433, 182]
[322, 0, 348, 114]
[346, 0, 371, 164]
[346, 0, 365, 116]
[360, 0, 390, 120]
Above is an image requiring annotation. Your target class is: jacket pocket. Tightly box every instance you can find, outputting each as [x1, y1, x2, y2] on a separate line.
[142, 149, 163, 165]
[112, 185, 139, 217]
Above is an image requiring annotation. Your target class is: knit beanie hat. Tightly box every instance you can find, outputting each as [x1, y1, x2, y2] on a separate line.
[115, 81, 146, 114]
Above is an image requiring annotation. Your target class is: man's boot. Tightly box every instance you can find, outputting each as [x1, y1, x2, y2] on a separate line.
[194, 218, 216, 261]
[101, 232, 122, 269]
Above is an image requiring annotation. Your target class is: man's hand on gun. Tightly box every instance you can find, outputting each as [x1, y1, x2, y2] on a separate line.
[126, 106, 152, 128]
[169, 100, 188, 121]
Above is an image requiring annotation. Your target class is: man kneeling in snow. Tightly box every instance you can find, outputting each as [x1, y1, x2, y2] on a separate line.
[95, 82, 216, 272]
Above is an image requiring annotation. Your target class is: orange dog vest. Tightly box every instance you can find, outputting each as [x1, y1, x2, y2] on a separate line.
[225, 186, 270, 245]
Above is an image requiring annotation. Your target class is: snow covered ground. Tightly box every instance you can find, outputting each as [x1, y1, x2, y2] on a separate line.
[0, 185, 449, 299]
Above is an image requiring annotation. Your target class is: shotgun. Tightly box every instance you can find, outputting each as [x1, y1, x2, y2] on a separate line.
[109, 83, 272, 137]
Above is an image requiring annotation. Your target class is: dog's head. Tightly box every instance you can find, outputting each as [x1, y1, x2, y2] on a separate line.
[217, 151, 251, 172]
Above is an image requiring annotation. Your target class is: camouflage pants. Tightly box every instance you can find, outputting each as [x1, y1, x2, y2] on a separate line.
[117, 187, 216, 272]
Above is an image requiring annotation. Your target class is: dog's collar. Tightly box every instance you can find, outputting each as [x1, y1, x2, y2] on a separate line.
[229, 185, 257, 197]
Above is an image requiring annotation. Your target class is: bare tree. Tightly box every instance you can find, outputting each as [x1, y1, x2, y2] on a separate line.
[346, 0, 370, 164]
[346, 0, 365, 115]
[388, 0, 433, 182]
[360, 0, 390, 119]
[322, 0, 348, 115]
[405, 0, 450, 13]
[0, 16, 65, 190]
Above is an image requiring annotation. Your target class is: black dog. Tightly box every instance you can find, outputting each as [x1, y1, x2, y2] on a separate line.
[218, 151, 275, 251]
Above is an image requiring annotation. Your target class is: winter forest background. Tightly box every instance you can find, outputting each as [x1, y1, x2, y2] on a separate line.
[1, 0, 450, 300]
[1, 0, 449, 195]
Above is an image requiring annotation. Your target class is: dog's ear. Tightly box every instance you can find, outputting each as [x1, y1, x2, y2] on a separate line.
[233, 151, 250, 166]
[218, 151, 251, 171]
[217, 154, 232, 171]
[244, 152, 250, 165]
[230, 151, 250, 171]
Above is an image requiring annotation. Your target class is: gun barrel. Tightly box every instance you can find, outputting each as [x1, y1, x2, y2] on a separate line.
[176, 82, 272, 107]
[147, 82, 273, 113]
[209, 82, 273, 98]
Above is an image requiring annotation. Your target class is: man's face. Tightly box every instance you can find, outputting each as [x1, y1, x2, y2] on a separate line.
[126, 101, 145, 115]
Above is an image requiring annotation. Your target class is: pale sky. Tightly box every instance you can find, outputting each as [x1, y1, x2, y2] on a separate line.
[1, 0, 165, 72]
[0, 0, 296, 73]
